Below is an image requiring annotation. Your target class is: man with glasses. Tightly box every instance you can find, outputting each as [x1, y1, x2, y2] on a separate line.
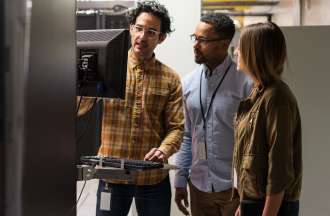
[174, 14, 252, 216]
[82, 1, 184, 215]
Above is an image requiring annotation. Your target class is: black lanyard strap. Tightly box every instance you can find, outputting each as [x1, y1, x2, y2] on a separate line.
[199, 62, 232, 129]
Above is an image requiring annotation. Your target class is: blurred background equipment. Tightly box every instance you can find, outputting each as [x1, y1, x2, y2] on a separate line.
[201, 0, 280, 24]
[76, 0, 135, 30]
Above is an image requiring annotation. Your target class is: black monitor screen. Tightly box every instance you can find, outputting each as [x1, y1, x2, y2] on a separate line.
[76, 29, 129, 99]
[76, 14, 98, 30]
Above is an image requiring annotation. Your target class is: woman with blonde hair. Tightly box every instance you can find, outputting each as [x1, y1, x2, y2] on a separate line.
[233, 22, 302, 216]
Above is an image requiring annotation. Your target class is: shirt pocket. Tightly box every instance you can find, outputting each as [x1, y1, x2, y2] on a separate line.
[241, 154, 266, 199]
[215, 96, 240, 123]
[146, 86, 169, 111]
[243, 110, 260, 153]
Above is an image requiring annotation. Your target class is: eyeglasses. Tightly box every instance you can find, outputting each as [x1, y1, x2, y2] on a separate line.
[131, 25, 161, 39]
[190, 34, 225, 44]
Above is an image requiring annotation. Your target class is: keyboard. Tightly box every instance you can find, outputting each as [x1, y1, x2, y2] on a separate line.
[81, 156, 164, 170]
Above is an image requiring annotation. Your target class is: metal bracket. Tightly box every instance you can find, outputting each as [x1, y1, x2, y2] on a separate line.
[77, 163, 178, 181]
[77, 165, 137, 182]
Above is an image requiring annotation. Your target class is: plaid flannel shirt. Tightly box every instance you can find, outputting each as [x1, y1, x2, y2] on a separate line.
[79, 49, 184, 185]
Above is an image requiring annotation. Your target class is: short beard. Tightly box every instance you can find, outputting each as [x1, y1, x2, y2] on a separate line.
[194, 49, 205, 64]
[194, 56, 204, 64]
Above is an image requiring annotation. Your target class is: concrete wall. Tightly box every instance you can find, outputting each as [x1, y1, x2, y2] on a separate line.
[302, 0, 330, 25]
[156, 1, 200, 215]
[282, 26, 330, 216]
[155, 0, 200, 77]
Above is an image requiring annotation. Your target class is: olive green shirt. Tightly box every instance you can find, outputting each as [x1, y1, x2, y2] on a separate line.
[233, 80, 302, 201]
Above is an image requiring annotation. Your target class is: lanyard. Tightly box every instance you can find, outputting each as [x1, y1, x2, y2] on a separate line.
[199, 62, 232, 130]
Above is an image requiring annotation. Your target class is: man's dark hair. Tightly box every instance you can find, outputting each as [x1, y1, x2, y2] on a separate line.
[127, 1, 173, 35]
[201, 14, 235, 42]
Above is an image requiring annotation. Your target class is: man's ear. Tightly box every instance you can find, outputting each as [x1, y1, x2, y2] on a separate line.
[129, 25, 133, 36]
[158, 33, 167, 44]
[222, 39, 231, 50]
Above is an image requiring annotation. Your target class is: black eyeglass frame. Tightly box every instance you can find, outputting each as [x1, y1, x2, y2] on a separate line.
[190, 34, 227, 44]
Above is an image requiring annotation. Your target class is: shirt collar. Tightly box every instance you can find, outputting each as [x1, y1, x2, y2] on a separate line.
[128, 48, 156, 71]
[204, 55, 232, 78]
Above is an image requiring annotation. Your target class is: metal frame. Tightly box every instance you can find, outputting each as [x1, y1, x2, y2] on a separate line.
[77, 164, 177, 182]
[202, 0, 279, 7]
[0, 0, 4, 214]
[77, 165, 138, 182]
[77, 0, 135, 11]
[201, 0, 279, 21]
[206, 11, 273, 21]
[4, 0, 76, 215]
[4, 0, 32, 214]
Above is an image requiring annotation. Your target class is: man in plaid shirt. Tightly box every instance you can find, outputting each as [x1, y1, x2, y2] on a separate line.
[79, 1, 184, 215]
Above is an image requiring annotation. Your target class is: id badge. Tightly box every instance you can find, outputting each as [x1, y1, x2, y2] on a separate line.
[233, 168, 238, 189]
[197, 135, 207, 160]
[100, 182, 111, 211]
[100, 192, 111, 211]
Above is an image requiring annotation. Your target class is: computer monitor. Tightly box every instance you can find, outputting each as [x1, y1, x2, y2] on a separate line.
[76, 29, 129, 99]
[76, 13, 99, 30]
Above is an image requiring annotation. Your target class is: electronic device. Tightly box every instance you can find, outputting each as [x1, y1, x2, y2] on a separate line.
[76, 29, 129, 99]
[77, 156, 178, 181]
[81, 156, 164, 170]
[76, 12, 99, 30]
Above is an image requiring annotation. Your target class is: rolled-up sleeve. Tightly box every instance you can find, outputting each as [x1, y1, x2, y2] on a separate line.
[158, 76, 184, 157]
[266, 104, 295, 195]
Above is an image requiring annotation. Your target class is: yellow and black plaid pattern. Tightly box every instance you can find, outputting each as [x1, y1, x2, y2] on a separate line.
[82, 49, 184, 185]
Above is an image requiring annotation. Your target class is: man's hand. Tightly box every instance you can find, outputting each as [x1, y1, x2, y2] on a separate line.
[144, 148, 166, 163]
[175, 187, 190, 215]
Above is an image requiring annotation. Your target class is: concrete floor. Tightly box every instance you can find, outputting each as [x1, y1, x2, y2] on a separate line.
[76, 170, 187, 216]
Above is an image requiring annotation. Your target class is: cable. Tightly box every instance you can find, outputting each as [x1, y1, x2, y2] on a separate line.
[76, 55, 98, 142]
[76, 97, 98, 145]
[65, 180, 87, 216]
[76, 56, 90, 115]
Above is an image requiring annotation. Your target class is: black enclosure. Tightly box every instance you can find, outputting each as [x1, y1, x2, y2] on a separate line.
[0, 0, 5, 214]
[77, 13, 99, 30]
[77, 29, 129, 99]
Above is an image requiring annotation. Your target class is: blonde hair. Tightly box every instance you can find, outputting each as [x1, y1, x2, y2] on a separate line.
[239, 22, 287, 87]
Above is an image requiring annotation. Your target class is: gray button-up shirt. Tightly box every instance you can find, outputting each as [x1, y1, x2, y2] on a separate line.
[174, 56, 252, 192]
